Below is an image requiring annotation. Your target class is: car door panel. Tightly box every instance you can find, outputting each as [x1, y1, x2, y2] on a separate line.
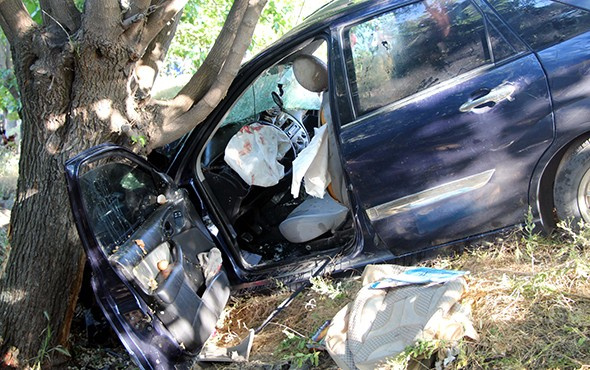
[339, 45, 553, 251]
[537, 32, 590, 140]
[65, 144, 230, 368]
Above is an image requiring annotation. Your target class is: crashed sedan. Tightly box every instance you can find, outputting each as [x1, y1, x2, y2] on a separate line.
[65, 0, 590, 367]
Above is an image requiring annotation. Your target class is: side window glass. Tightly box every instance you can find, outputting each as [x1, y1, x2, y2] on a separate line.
[488, 22, 518, 61]
[345, 0, 491, 116]
[489, 0, 590, 51]
[79, 157, 162, 254]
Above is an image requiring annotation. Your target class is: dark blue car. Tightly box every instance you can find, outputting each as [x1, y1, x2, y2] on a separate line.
[65, 0, 590, 367]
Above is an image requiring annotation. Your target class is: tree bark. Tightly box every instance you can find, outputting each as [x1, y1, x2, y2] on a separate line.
[0, 24, 84, 365]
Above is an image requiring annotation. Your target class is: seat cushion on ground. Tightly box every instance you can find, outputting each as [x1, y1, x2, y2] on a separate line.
[279, 196, 348, 243]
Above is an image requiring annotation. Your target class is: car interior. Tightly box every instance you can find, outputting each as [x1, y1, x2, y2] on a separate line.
[197, 39, 357, 267]
[75, 39, 359, 356]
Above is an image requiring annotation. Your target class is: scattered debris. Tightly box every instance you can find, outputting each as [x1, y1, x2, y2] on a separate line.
[156, 194, 167, 205]
[134, 239, 146, 254]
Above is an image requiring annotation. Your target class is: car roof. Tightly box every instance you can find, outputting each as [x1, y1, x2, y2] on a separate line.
[246, 0, 396, 65]
[287, 0, 394, 36]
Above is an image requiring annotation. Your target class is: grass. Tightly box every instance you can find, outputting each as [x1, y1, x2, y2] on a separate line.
[210, 220, 590, 369]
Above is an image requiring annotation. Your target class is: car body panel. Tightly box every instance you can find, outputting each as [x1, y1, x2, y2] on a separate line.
[66, 144, 233, 369]
[332, 0, 554, 251]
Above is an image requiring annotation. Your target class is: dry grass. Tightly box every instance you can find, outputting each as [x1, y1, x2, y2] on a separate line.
[210, 222, 590, 369]
[211, 278, 361, 367]
[431, 225, 590, 369]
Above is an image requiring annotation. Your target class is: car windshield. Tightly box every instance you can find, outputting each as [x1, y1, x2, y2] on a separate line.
[221, 63, 321, 127]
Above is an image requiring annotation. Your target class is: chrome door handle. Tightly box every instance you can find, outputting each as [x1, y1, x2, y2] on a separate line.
[460, 83, 516, 113]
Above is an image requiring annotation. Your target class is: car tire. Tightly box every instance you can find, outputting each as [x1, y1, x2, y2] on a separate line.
[554, 139, 590, 224]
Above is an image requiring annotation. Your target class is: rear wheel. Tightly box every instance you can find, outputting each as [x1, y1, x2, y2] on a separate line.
[554, 139, 590, 223]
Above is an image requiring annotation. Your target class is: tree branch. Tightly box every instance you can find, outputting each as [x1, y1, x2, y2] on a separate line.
[172, 0, 249, 110]
[0, 0, 36, 45]
[120, 0, 150, 43]
[147, 0, 268, 150]
[83, 0, 122, 40]
[138, 0, 187, 53]
[134, 9, 181, 99]
[39, 0, 81, 35]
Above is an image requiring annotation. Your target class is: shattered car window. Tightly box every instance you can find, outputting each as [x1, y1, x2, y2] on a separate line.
[79, 158, 161, 254]
[346, 0, 490, 115]
[222, 64, 321, 127]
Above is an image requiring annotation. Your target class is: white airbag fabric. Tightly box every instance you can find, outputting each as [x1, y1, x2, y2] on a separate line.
[291, 124, 330, 198]
[224, 123, 291, 187]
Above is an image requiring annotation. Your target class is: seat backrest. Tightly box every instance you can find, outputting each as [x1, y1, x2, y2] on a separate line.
[293, 55, 328, 93]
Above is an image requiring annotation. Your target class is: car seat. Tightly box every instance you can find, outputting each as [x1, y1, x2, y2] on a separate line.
[279, 55, 350, 243]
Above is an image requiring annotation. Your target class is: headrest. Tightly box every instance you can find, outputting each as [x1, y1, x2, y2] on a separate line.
[293, 55, 328, 93]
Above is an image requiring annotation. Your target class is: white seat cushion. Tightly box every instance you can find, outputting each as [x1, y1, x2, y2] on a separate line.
[279, 196, 348, 243]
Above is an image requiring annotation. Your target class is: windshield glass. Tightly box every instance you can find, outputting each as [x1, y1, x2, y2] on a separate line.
[221, 63, 321, 127]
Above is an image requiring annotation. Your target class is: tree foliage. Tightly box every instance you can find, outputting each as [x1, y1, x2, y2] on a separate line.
[166, 0, 323, 75]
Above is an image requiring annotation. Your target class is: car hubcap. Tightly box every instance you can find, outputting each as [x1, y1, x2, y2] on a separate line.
[577, 168, 590, 223]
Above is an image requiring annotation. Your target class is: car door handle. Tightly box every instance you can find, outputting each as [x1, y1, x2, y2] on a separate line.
[459, 83, 516, 113]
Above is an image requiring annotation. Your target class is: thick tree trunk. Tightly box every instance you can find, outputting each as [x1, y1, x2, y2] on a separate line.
[0, 25, 135, 365]
[0, 31, 81, 365]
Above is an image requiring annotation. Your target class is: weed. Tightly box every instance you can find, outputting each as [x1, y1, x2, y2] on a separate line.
[557, 218, 590, 250]
[272, 277, 290, 294]
[278, 328, 320, 368]
[522, 206, 539, 269]
[309, 276, 344, 300]
[384, 339, 464, 370]
[131, 135, 148, 147]
[30, 312, 70, 369]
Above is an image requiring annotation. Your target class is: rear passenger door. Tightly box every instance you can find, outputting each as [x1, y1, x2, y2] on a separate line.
[335, 0, 553, 252]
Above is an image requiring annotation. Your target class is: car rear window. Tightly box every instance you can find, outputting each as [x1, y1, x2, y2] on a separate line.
[345, 0, 491, 117]
[488, 0, 590, 51]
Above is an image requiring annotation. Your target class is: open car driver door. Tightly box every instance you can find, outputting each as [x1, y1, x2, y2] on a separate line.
[65, 144, 232, 369]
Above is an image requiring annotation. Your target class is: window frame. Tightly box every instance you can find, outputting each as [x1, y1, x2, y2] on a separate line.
[485, 0, 590, 52]
[338, 0, 510, 122]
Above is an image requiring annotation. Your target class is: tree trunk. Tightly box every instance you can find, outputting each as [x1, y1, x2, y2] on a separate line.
[0, 25, 134, 366]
